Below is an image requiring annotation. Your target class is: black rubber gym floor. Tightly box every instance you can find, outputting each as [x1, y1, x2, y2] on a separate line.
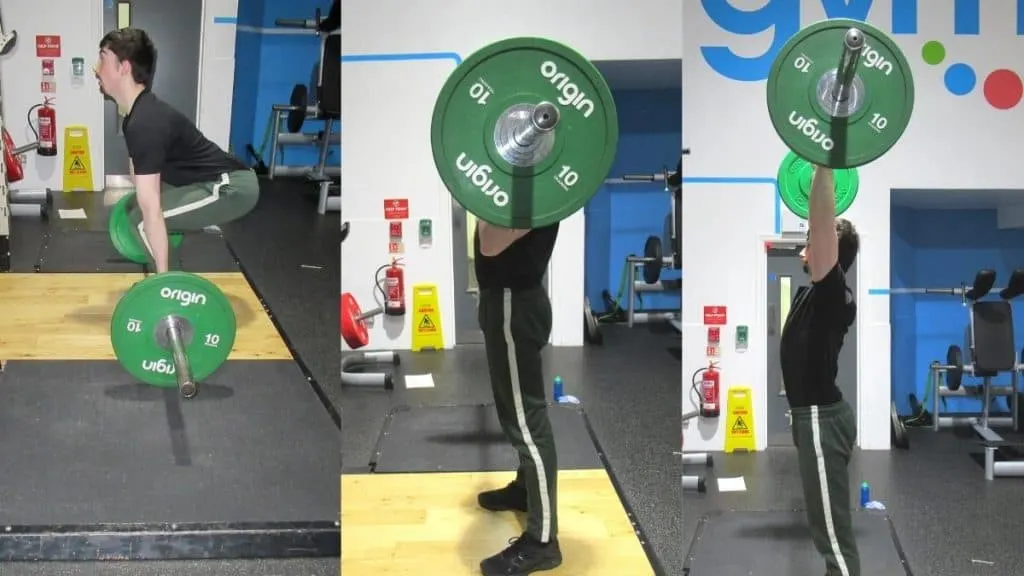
[2, 180, 340, 575]
[341, 323, 681, 573]
[373, 404, 602, 472]
[686, 429, 1024, 576]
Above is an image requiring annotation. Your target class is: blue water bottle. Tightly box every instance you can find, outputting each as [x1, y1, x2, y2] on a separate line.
[553, 376, 564, 401]
[859, 481, 870, 508]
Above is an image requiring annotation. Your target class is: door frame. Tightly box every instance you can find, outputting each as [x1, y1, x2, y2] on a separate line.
[755, 233, 862, 450]
[103, 0, 209, 188]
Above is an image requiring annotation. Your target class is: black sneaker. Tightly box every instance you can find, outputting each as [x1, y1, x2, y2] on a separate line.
[477, 482, 528, 512]
[480, 532, 562, 575]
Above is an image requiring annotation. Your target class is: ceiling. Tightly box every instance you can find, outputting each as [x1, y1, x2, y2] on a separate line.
[891, 189, 1024, 210]
[594, 59, 682, 91]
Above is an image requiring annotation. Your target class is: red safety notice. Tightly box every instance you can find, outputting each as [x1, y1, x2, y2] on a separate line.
[703, 305, 727, 325]
[383, 199, 409, 220]
[36, 35, 61, 58]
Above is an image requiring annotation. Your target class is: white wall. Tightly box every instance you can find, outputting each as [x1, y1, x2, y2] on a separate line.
[682, 0, 1024, 452]
[198, 1, 239, 151]
[0, 0, 107, 193]
[0, 0, 236, 194]
[341, 0, 684, 352]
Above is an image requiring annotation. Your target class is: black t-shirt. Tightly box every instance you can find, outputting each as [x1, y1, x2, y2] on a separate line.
[779, 263, 856, 407]
[123, 91, 245, 187]
[473, 224, 559, 290]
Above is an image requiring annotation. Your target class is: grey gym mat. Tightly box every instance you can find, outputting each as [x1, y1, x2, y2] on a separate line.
[684, 510, 912, 576]
[0, 360, 339, 524]
[372, 403, 603, 472]
[36, 230, 238, 272]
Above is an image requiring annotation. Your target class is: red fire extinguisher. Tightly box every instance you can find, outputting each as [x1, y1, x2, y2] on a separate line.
[31, 97, 57, 157]
[383, 258, 406, 317]
[692, 362, 721, 418]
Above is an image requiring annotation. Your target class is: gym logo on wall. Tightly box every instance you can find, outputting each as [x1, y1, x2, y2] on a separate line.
[920, 40, 1022, 110]
[701, 0, 1024, 109]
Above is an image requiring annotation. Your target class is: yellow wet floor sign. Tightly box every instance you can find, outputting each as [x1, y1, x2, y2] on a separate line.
[724, 386, 756, 453]
[62, 125, 94, 191]
[411, 284, 444, 352]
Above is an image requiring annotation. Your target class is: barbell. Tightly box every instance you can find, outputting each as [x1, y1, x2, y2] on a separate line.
[431, 37, 619, 229]
[767, 19, 915, 170]
[107, 193, 237, 398]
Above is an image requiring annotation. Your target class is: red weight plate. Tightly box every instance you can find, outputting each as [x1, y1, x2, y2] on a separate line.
[341, 293, 369, 349]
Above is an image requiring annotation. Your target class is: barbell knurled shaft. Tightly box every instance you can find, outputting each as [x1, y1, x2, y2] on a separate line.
[164, 316, 197, 399]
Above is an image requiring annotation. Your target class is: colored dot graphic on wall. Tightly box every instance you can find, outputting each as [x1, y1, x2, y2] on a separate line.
[921, 40, 1023, 110]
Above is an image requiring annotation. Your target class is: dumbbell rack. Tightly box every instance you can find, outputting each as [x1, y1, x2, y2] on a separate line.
[928, 355, 1020, 432]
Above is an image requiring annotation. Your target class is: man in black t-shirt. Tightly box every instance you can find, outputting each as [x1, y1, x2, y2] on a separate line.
[473, 221, 563, 575]
[779, 166, 861, 576]
[95, 28, 258, 273]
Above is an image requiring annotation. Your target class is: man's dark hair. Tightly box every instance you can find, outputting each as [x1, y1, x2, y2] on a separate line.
[99, 28, 157, 87]
[836, 217, 859, 272]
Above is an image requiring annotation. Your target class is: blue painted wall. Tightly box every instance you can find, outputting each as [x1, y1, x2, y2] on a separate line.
[890, 207, 1024, 416]
[584, 88, 682, 316]
[231, 0, 337, 169]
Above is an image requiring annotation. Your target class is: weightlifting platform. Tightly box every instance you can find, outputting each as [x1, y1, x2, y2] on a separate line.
[342, 402, 655, 575]
[683, 510, 913, 576]
[0, 222, 340, 561]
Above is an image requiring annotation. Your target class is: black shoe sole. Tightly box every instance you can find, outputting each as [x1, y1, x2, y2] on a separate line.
[478, 501, 529, 513]
[480, 556, 562, 576]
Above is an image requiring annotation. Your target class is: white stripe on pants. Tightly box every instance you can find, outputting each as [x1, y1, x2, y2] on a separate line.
[501, 289, 552, 543]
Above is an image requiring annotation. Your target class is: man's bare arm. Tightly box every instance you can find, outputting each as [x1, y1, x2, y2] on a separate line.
[807, 166, 839, 282]
[477, 221, 529, 256]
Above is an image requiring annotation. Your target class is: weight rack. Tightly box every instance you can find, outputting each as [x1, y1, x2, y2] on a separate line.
[927, 357, 1019, 432]
[267, 11, 341, 215]
[604, 157, 685, 330]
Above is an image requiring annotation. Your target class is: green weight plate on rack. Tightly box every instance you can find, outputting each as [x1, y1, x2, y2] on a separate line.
[777, 151, 860, 219]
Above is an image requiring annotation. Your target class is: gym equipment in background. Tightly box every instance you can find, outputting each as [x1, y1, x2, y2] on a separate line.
[341, 292, 399, 389]
[0, 13, 50, 272]
[767, 19, 914, 169]
[601, 153, 687, 330]
[681, 409, 712, 493]
[431, 37, 618, 229]
[256, 9, 340, 214]
[908, 269, 1024, 480]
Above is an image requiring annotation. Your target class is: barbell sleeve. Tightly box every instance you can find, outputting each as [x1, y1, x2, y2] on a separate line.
[512, 102, 559, 148]
[831, 28, 865, 109]
[12, 141, 38, 156]
[355, 306, 384, 322]
[275, 18, 318, 29]
[164, 317, 197, 398]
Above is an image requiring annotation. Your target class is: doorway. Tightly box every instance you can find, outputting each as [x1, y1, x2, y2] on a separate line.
[765, 246, 858, 446]
[451, 204, 482, 345]
[102, 0, 203, 187]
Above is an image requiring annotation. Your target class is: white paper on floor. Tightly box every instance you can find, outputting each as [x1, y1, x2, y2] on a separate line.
[716, 476, 747, 492]
[404, 374, 435, 389]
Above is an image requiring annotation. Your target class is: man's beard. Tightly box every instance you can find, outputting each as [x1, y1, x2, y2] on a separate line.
[803, 263, 810, 275]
